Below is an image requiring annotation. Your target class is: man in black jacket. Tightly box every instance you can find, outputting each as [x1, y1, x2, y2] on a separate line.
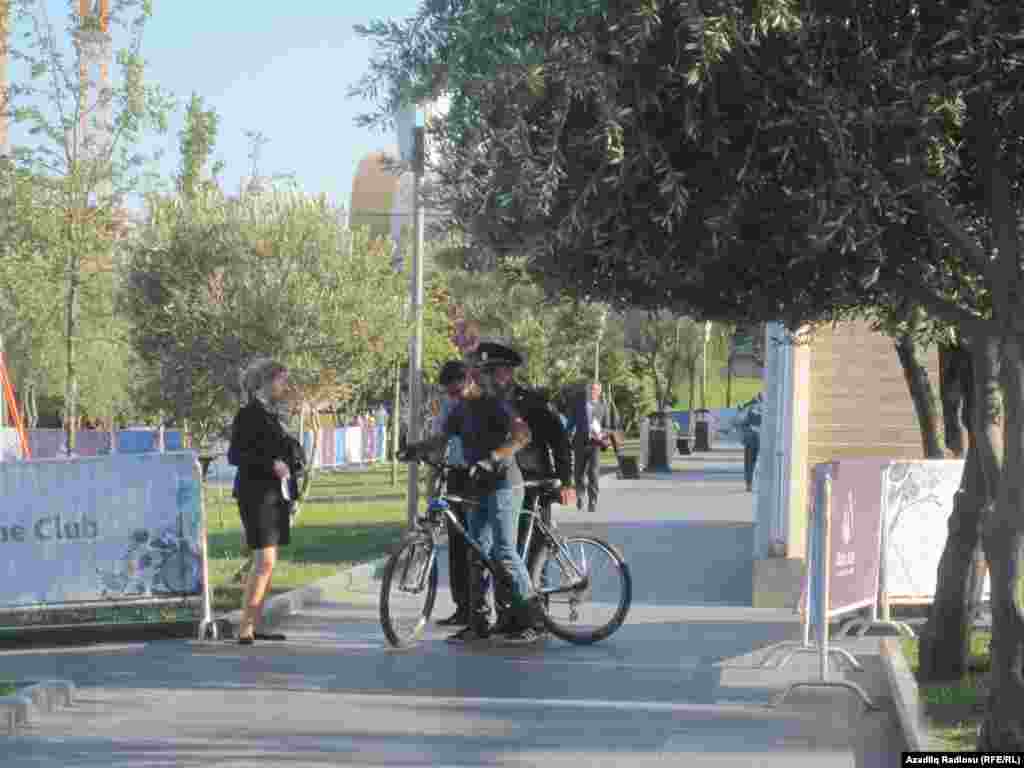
[470, 341, 576, 636]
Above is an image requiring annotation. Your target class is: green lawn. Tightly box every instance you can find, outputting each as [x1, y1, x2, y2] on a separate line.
[901, 630, 991, 751]
[601, 439, 640, 467]
[0, 682, 15, 696]
[302, 463, 413, 498]
[204, 495, 407, 615]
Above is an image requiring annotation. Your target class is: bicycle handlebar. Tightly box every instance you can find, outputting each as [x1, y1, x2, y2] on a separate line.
[398, 453, 562, 492]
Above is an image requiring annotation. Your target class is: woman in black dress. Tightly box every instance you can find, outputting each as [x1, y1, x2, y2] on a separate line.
[228, 358, 295, 645]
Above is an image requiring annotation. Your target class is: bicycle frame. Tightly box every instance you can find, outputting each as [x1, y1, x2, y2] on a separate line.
[406, 461, 590, 598]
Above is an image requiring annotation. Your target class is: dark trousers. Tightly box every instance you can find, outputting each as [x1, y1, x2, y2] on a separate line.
[574, 445, 600, 510]
[519, 488, 549, 572]
[444, 502, 470, 611]
[743, 432, 760, 489]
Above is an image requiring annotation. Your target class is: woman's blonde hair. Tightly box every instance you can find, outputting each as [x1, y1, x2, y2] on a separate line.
[241, 357, 287, 399]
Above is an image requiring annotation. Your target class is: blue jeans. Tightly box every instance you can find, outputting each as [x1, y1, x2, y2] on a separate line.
[466, 475, 531, 603]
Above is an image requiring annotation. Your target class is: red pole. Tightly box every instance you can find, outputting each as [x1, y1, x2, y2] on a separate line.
[0, 352, 30, 459]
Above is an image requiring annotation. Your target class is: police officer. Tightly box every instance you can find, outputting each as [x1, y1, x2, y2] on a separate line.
[469, 341, 576, 637]
[402, 351, 544, 645]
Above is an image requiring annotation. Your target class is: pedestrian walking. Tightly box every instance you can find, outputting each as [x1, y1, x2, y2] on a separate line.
[740, 393, 763, 492]
[227, 358, 304, 645]
[570, 381, 609, 513]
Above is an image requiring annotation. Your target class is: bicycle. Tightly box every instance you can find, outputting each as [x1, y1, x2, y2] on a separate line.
[379, 457, 632, 648]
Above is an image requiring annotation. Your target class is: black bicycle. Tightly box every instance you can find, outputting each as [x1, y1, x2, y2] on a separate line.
[379, 457, 632, 648]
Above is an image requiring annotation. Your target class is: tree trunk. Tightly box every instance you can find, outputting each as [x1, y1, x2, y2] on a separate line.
[687, 364, 697, 432]
[726, 354, 733, 409]
[24, 381, 37, 430]
[918, 424, 984, 681]
[391, 358, 401, 487]
[895, 332, 943, 459]
[944, 340, 989, 617]
[64, 265, 79, 456]
[978, 333, 1024, 752]
[939, 340, 969, 458]
[918, 335, 996, 682]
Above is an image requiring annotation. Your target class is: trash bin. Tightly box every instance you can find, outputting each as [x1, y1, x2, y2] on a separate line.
[646, 413, 671, 472]
[694, 408, 711, 452]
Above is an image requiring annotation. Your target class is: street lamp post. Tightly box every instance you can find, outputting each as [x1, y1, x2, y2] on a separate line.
[405, 115, 426, 530]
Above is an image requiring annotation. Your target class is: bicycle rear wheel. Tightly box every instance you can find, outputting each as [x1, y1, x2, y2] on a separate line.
[530, 536, 631, 645]
[380, 533, 438, 648]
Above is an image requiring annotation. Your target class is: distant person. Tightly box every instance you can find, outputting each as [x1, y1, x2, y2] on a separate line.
[227, 358, 305, 645]
[740, 393, 763, 492]
[570, 381, 609, 513]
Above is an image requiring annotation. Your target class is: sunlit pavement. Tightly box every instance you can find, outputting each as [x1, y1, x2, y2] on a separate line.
[2, 449, 906, 766]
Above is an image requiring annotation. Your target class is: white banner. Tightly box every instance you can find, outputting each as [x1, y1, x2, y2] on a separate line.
[0, 452, 203, 609]
[0, 427, 20, 461]
[882, 459, 990, 603]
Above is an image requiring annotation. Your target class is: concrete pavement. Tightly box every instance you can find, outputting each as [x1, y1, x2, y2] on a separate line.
[1, 447, 908, 766]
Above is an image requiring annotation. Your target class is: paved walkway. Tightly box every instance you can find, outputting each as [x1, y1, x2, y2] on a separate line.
[1, 448, 908, 766]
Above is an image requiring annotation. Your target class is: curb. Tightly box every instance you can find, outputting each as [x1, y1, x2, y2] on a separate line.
[220, 556, 390, 634]
[879, 636, 932, 751]
[1, 679, 75, 735]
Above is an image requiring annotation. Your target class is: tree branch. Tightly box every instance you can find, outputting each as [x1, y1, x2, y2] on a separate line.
[879, 274, 987, 339]
[889, 165, 992, 281]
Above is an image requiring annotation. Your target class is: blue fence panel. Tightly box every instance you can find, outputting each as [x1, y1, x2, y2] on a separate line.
[164, 430, 184, 451]
[117, 430, 157, 454]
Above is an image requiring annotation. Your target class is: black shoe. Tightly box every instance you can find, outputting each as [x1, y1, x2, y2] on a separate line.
[446, 624, 491, 644]
[238, 635, 255, 646]
[491, 612, 517, 636]
[437, 609, 470, 627]
[254, 632, 286, 641]
[588, 506, 597, 514]
[496, 627, 544, 646]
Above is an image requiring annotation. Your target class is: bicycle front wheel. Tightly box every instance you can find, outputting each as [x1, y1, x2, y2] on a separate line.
[531, 536, 631, 645]
[380, 533, 438, 648]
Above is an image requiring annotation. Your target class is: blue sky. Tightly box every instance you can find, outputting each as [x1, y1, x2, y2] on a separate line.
[12, 1, 422, 209]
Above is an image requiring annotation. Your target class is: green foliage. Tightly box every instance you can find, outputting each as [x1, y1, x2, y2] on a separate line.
[123, 184, 414, 447]
[0, 1, 172, 432]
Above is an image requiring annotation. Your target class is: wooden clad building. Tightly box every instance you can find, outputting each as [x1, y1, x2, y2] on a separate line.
[754, 319, 942, 606]
[806, 321, 940, 467]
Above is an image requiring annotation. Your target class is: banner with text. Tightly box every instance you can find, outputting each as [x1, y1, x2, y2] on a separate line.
[0, 452, 203, 610]
[826, 458, 888, 617]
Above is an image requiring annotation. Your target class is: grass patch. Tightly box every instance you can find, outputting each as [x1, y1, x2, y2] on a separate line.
[601, 439, 640, 467]
[203, 496, 406, 615]
[303, 463, 412, 498]
[901, 630, 991, 751]
[0, 682, 16, 696]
